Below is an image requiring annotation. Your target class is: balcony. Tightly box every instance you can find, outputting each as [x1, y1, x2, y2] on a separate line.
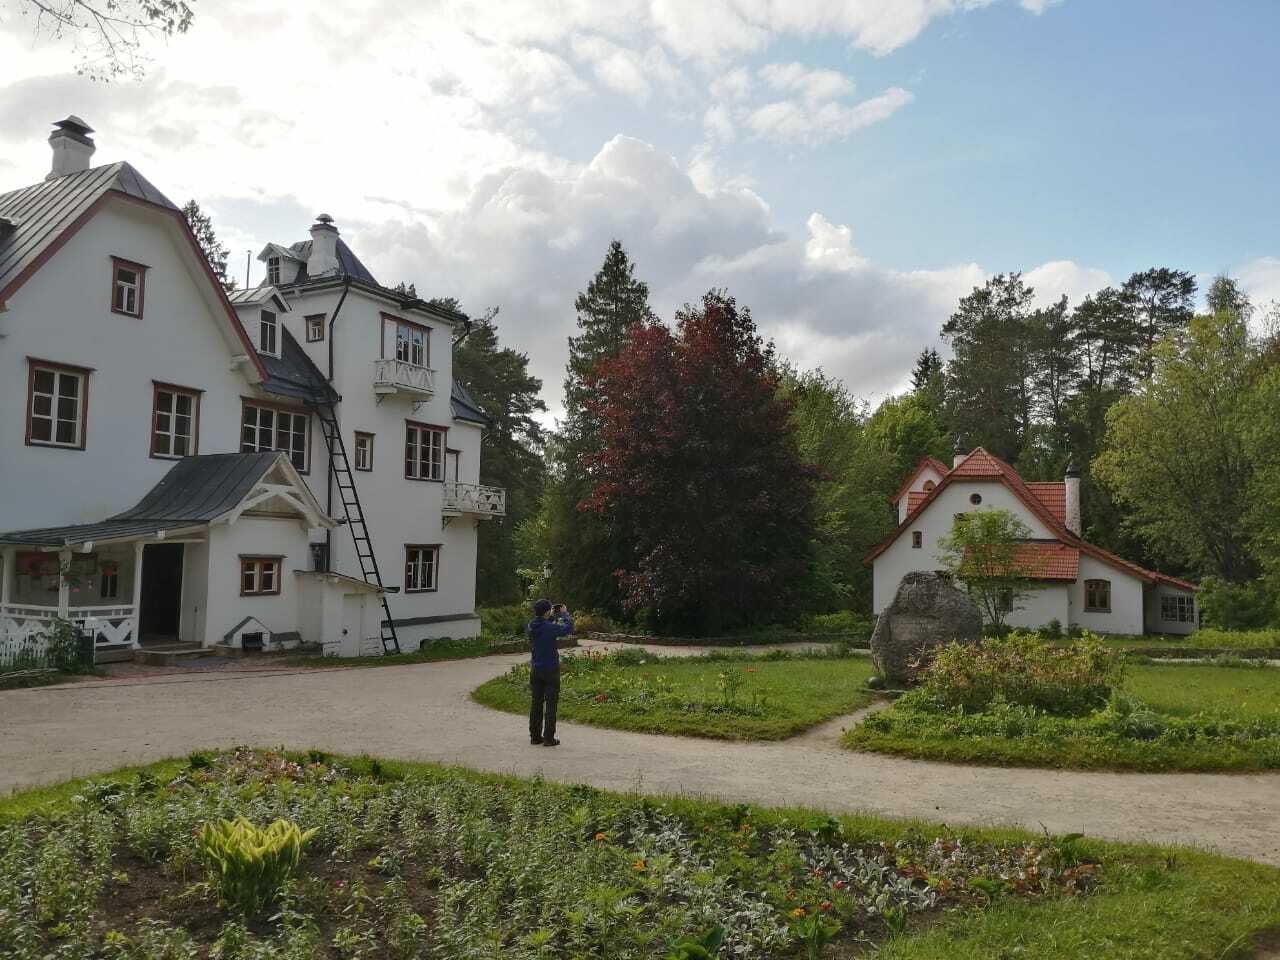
[442, 481, 506, 519]
[373, 359, 436, 398]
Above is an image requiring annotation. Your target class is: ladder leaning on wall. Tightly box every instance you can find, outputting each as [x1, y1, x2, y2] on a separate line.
[310, 404, 401, 655]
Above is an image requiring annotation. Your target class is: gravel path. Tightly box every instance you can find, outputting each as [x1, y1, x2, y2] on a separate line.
[3, 646, 1279, 867]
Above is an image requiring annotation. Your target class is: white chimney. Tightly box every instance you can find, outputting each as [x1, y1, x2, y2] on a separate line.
[47, 115, 96, 180]
[307, 214, 340, 276]
[1064, 458, 1082, 536]
[952, 436, 967, 469]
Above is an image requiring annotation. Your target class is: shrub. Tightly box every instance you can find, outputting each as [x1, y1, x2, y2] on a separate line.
[1197, 577, 1278, 630]
[477, 605, 529, 639]
[196, 817, 317, 915]
[1191, 628, 1280, 651]
[918, 631, 1124, 717]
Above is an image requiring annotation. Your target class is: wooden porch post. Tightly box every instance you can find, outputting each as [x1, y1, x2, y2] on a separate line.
[131, 541, 145, 647]
[56, 548, 72, 619]
[0, 547, 12, 607]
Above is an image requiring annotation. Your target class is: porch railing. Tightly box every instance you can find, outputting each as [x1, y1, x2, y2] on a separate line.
[442, 481, 506, 518]
[372, 359, 436, 398]
[0, 603, 138, 664]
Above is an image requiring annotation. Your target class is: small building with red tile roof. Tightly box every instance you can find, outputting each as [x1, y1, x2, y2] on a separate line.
[868, 448, 1199, 635]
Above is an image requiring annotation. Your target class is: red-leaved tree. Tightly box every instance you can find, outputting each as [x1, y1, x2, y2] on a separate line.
[583, 292, 818, 634]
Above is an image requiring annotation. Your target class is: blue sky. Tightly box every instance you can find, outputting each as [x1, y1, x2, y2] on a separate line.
[1, 0, 1277, 419]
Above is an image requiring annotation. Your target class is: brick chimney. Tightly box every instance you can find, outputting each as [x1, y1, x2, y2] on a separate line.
[47, 115, 95, 180]
[1064, 458, 1082, 536]
[307, 214, 340, 276]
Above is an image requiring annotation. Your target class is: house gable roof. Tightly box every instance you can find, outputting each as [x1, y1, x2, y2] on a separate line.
[257, 327, 339, 405]
[451, 380, 491, 426]
[890, 456, 949, 506]
[866, 447, 1197, 591]
[0, 452, 333, 546]
[0, 162, 269, 382]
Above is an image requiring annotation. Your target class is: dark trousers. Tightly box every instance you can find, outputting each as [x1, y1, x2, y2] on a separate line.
[529, 667, 561, 740]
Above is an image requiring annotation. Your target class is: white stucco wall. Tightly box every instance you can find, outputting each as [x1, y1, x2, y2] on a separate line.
[276, 284, 484, 643]
[0, 197, 258, 531]
[1067, 554, 1145, 635]
[1005, 583, 1070, 631]
[203, 518, 313, 646]
[872, 479, 1057, 615]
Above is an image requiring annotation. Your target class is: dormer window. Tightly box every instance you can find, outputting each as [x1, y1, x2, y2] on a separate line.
[111, 257, 146, 317]
[260, 310, 278, 355]
[266, 256, 281, 285]
[395, 319, 427, 367]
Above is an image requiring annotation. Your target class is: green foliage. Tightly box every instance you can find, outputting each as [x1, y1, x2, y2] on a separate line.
[920, 632, 1124, 717]
[2, 617, 93, 676]
[1197, 577, 1280, 629]
[450, 309, 547, 604]
[935, 509, 1034, 630]
[850, 659, 1280, 772]
[665, 927, 724, 959]
[1094, 304, 1261, 581]
[196, 817, 317, 915]
[473, 650, 878, 740]
[181, 200, 232, 291]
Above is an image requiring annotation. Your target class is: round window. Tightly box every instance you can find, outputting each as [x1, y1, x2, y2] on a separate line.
[969, 493, 983, 505]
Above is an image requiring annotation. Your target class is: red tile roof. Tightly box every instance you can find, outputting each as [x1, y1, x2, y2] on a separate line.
[993, 542, 1080, 581]
[890, 456, 949, 506]
[1026, 482, 1066, 524]
[906, 491, 927, 514]
[866, 447, 1198, 592]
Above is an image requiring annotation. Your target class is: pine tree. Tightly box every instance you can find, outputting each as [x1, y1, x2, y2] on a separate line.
[910, 349, 942, 392]
[449, 305, 547, 603]
[181, 200, 232, 291]
[537, 241, 656, 614]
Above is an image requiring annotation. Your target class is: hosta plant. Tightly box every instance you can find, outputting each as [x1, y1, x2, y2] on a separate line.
[196, 817, 317, 915]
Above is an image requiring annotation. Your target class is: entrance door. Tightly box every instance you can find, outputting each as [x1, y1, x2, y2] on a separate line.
[139, 543, 184, 642]
[341, 593, 363, 657]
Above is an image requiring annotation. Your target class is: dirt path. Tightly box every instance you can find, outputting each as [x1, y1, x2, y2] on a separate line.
[3, 649, 1279, 867]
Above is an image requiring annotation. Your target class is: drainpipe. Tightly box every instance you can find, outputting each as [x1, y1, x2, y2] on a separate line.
[323, 279, 352, 570]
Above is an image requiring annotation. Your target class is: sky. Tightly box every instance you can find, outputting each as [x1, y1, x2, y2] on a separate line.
[2, 0, 1278, 425]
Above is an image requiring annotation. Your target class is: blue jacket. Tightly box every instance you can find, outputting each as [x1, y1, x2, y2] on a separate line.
[529, 613, 574, 670]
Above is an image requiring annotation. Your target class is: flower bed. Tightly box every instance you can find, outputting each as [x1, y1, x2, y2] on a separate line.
[4, 749, 1280, 959]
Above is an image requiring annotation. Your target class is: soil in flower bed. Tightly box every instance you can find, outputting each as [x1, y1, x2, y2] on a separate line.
[4, 748, 1280, 959]
[472, 648, 880, 739]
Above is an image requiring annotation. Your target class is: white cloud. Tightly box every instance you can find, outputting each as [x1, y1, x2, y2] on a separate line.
[571, 35, 684, 103]
[1022, 260, 1112, 306]
[745, 85, 913, 146]
[1236, 256, 1280, 313]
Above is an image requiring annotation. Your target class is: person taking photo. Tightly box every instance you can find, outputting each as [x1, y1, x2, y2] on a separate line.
[527, 599, 574, 746]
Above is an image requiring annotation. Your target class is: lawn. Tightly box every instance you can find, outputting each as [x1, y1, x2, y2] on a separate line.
[472, 648, 879, 740]
[1, 748, 1278, 959]
[846, 660, 1280, 772]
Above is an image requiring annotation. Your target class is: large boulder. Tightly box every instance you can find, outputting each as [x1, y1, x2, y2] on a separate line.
[870, 571, 982, 685]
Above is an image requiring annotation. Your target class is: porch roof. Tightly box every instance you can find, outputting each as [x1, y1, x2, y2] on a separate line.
[0, 452, 319, 547]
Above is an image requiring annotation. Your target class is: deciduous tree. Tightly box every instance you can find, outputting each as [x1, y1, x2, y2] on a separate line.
[936, 509, 1034, 631]
[19, 0, 193, 79]
[585, 292, 817, 634]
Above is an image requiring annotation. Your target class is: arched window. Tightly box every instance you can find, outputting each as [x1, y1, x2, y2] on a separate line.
[923, 479, 936, 492]
[1084, 579, 1111, 613]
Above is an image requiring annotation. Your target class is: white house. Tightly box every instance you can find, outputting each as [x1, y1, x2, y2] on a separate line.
[0, 116, 502, 662]
[866, 446, 1199, 635]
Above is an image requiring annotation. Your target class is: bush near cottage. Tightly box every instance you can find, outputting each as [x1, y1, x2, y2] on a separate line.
[847, 632, 1280, 771]
[473, 649, 878, 740]
[4, 748, 1280, 959]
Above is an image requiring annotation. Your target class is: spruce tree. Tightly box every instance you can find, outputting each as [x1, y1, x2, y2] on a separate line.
[181, 199, 232, 291]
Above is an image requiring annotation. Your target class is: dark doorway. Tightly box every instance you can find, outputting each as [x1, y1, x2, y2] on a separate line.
[139, 543, 184, 642]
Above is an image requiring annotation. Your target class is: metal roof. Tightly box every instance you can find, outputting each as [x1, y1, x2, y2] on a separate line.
[258, 327, 339, 405]
[451, 380, 490, 426]
[0, 452, 284, 546]
[0, 162, 177, 300]
[286, 237, 379, 286]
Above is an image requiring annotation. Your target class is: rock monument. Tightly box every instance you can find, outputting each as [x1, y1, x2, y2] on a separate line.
[870, 571, 982, 685]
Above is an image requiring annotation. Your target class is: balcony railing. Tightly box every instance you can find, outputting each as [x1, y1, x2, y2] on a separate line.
[373, 359, 436, 398]
[442, 482, 506, 518]
[1, 603, 137, 664]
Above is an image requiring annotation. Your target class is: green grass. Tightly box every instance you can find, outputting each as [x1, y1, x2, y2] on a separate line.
[1, 750, 1277, 959]
[1079, 628, 1280, 654]
[846, 662, 1280, 771]
[472, 649, 879, 739]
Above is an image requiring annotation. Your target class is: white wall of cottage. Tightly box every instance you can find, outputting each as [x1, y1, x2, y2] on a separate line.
[273, 282, 484, 646]
[0, 196, 255, 530]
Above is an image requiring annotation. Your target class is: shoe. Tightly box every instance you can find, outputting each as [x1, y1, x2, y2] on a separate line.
[530, 736, 543, 745]
[542, 737, 561, 747]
